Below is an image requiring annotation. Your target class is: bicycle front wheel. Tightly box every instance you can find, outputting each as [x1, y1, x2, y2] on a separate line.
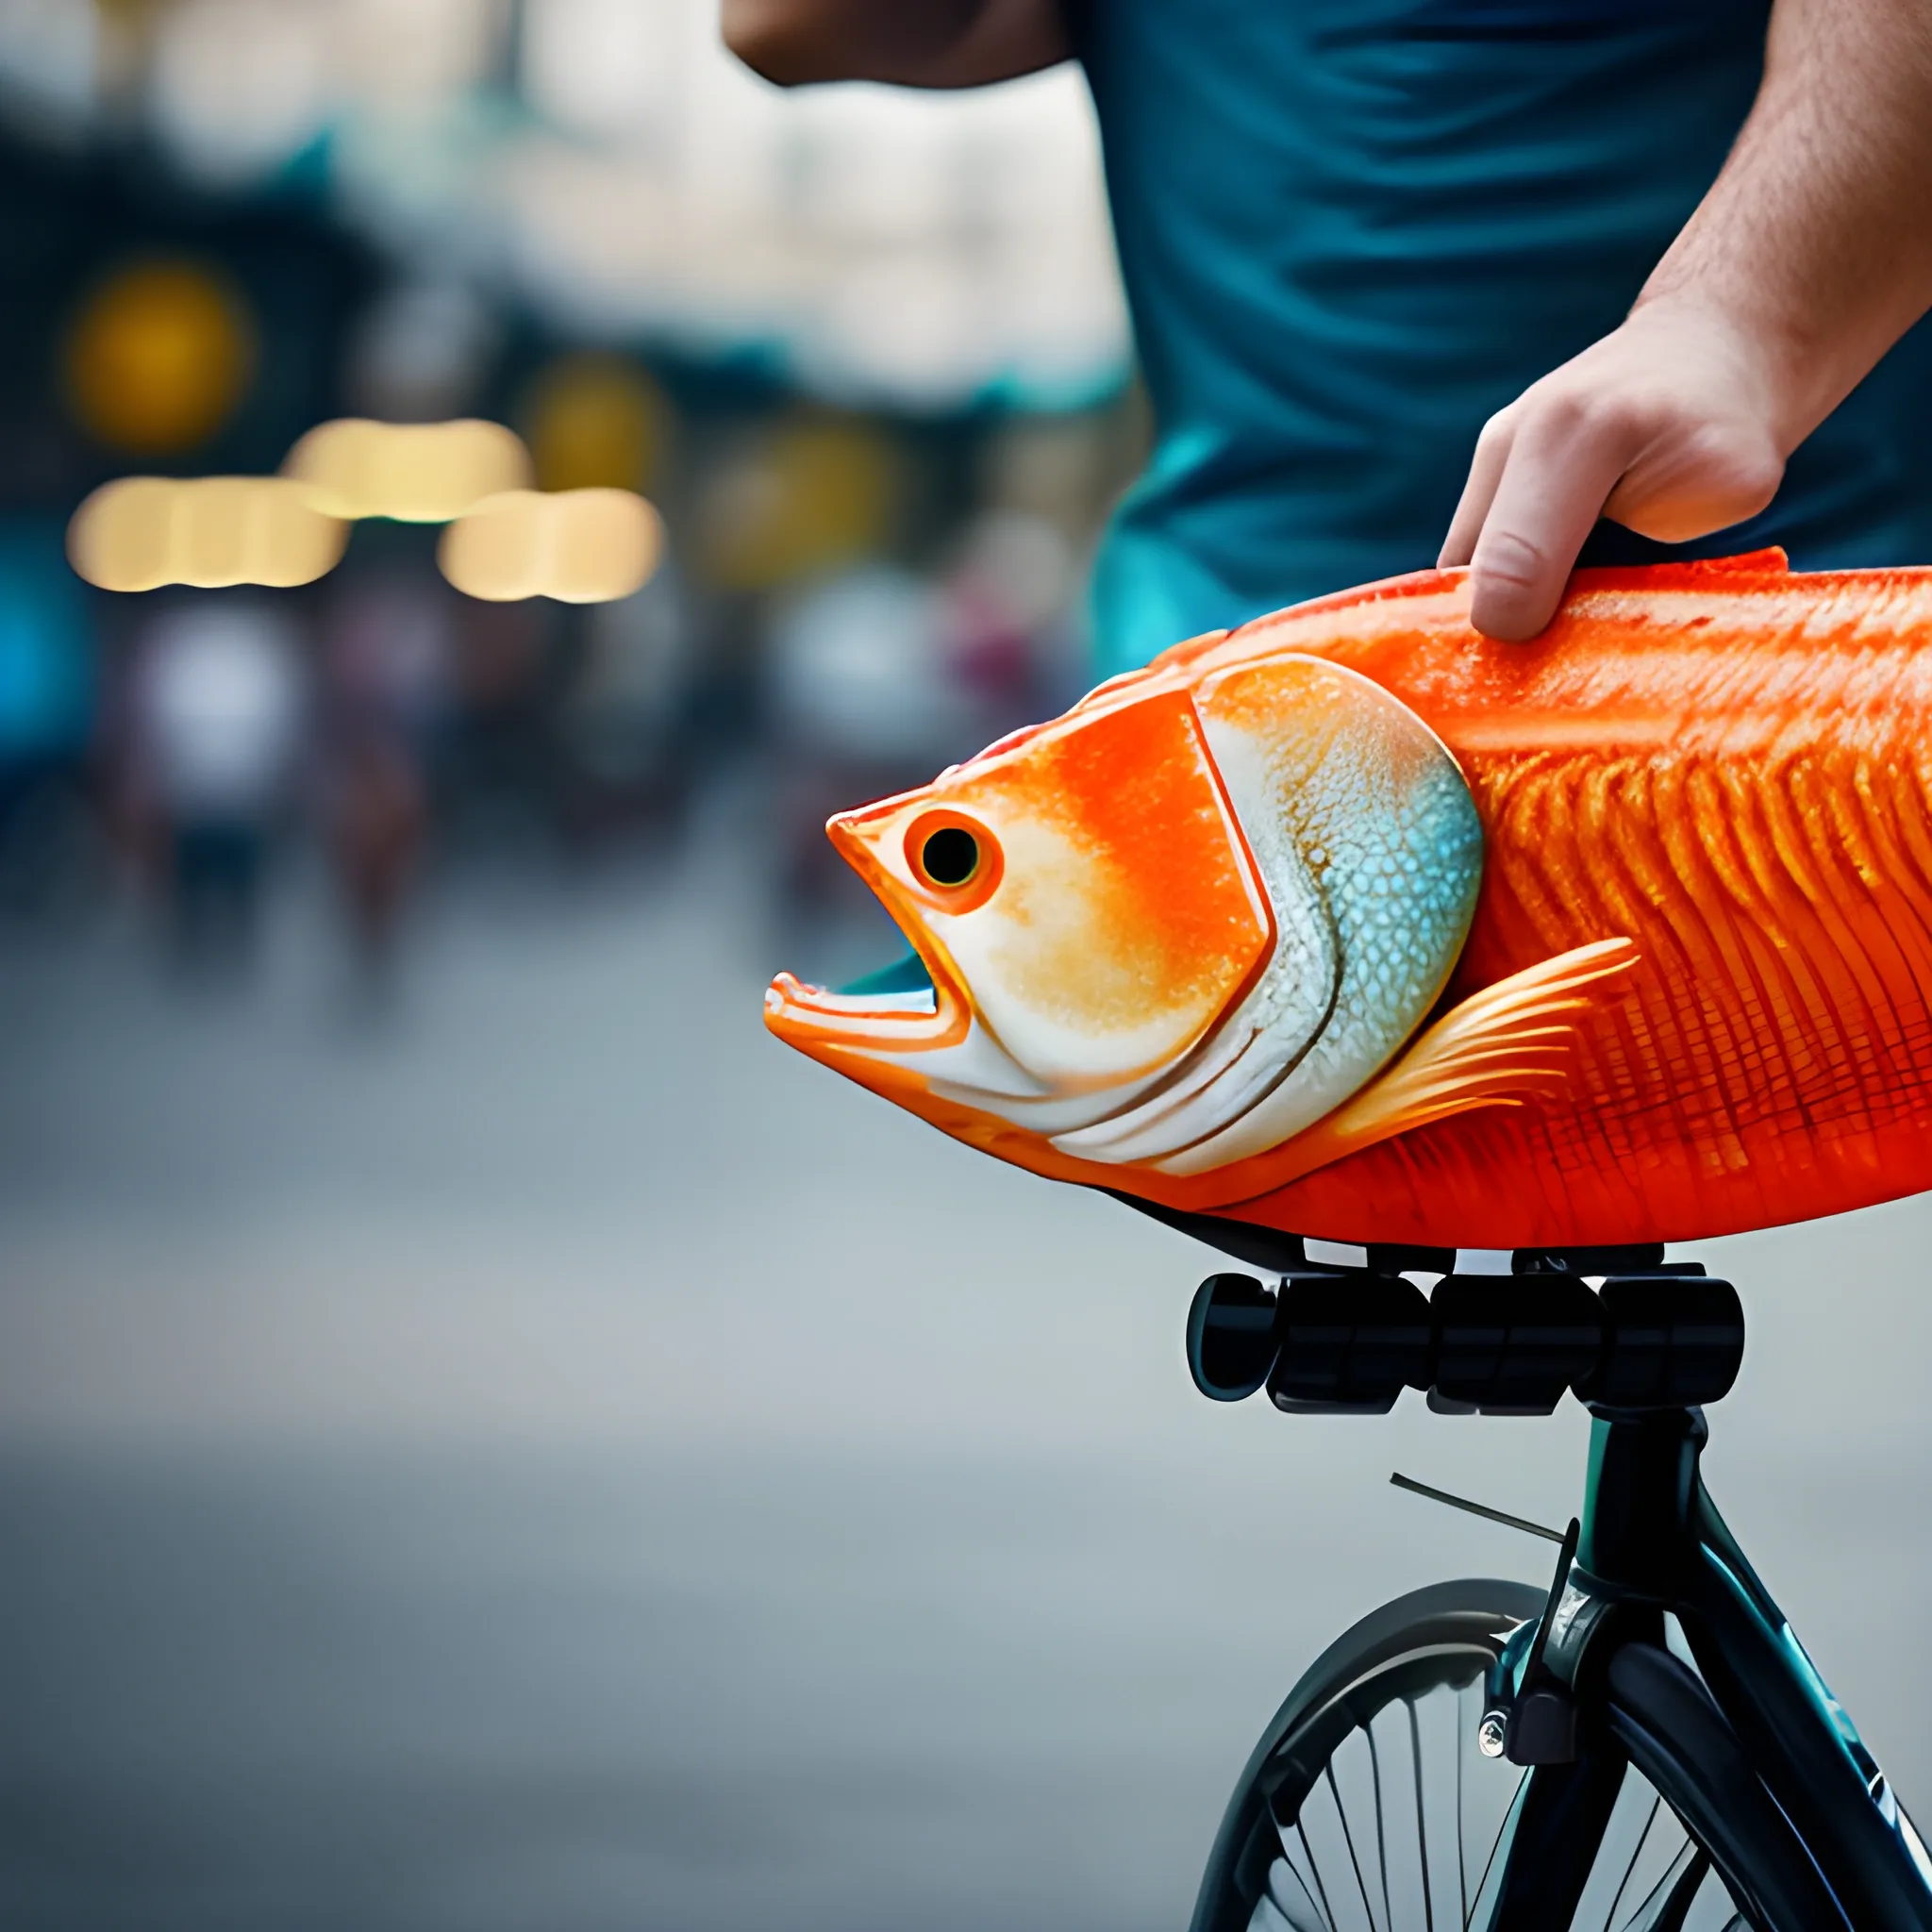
[1191, 1578, 1747, 1932]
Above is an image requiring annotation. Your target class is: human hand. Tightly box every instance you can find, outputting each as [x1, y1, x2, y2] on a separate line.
[1438, 300, 1795, 641]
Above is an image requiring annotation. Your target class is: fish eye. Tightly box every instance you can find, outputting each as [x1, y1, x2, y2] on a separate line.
[920, 826, 979, 888]
[904, 810, 1002, 907]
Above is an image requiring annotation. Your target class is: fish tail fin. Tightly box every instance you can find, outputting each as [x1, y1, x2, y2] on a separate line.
[1269, 937, 1640, 1181]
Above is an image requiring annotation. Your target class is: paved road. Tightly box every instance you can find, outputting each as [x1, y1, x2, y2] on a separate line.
[1, 842, 1928, 1930]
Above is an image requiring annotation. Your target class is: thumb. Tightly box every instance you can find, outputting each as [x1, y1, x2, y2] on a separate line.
[1467, 415, 1635, 640]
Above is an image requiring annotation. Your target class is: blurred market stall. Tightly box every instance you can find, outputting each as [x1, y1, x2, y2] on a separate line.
[0, 0, 1128, 409]
[0, 0, 1141, 970]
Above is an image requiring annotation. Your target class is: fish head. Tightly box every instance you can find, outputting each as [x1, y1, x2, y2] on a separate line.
[766, 648, 1483, 1194]
[765, 682, 1277, 1114]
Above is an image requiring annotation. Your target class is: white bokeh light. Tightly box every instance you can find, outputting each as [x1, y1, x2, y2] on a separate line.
[41, 0, 1129, 408]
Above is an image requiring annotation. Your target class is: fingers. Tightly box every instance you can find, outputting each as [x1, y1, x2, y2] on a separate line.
[1463, 403, 1642, 641]
[1443, 303, 1798, 639]
[1438, 412, 1513, 569]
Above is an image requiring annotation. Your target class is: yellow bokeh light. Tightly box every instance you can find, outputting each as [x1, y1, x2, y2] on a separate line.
[282, 418, 533, 522]
[438, 489, 663, 605]
[525, 354, 667, 495]
[695, 415, 897, 593]
[65, 259, 257, 455]
[68, 475, 348, 592]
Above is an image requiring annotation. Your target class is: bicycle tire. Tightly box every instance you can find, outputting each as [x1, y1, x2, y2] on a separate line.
[1606, 1644, 1850, 1932]
[1191, 1578, 1535, 1932]
[1192, 1579, 1751, 1932]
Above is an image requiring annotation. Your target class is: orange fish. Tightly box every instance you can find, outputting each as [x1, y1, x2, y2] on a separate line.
[766, 550, 1932, 1253]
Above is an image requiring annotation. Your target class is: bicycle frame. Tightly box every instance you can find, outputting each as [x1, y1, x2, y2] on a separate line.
[1488, 1402, 1932, 1930]
[1177, 1230, 1932, 1930]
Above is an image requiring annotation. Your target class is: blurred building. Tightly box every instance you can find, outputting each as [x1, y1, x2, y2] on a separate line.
[0, 0, 1145, 956]
[0, 0, 1128, 412]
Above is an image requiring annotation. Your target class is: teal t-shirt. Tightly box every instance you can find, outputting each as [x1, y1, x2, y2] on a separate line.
[1076, 0, 1932, 676]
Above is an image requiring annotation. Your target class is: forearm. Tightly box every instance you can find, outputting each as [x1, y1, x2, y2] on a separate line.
[1639, 0, 1932, 451]
[723, 0, 1070, 88]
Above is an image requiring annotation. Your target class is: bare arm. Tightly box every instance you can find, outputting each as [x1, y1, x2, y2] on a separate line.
[724, 0, 1070, 89]
[1441, 0, 1932, 640]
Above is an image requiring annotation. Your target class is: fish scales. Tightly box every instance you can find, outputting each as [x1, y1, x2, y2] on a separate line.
[1218, 557, 1932, 1244]
[767, 552, 1932, 1249]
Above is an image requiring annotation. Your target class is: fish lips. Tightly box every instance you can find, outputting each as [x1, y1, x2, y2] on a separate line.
[763, 807, 974, 1064]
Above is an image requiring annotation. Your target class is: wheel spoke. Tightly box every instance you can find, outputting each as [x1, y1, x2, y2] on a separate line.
[1368, 1725, 1392, 1931]
[1272, 1690, 1732, 1932]
[1266, 1850, 1335, 1932]
[1205, 1589, 1746, 1932]
[1455, 1683, 1468, 1926]
[1297, 1817, 1342, 1932]
[1407, 1700, 1435, 1932]
[1616, 1838, 1705, 1930]
[1325, 1758, 1381, 1932]
[1600, 1794, 1661, 1928]
[1465, 1762, 1530, 1929]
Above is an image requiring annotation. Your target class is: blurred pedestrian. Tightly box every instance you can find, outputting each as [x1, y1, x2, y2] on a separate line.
[126, 597, 304, 966]
[321, 720, 425, 987]
[444, 598, 558, 852]
[726, 0, 1932, 663]
[764, 563, 966, 912]
[318, 574, 450, 981]
[555, 561, 694, 848]
[941, 508, 1080, 715]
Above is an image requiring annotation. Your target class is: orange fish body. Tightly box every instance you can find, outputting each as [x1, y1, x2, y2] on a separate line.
[768, 551, 1932, 1251]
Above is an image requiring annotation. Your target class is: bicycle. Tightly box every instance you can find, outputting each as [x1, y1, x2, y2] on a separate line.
[1168, 1218, 1932, 1932]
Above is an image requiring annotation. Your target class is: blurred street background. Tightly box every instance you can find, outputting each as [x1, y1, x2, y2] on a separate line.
[1, 4, 1931, 1928]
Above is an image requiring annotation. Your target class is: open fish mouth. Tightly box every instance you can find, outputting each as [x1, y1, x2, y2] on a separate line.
[764, 896, 970, 1058]
[834, 948, 939, 1007]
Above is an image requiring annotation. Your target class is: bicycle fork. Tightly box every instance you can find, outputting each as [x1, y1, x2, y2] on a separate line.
[1480, 1405, 1932, 1932]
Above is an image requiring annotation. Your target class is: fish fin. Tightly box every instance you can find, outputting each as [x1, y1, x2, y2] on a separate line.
[1272, 938, 1640, 1180]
